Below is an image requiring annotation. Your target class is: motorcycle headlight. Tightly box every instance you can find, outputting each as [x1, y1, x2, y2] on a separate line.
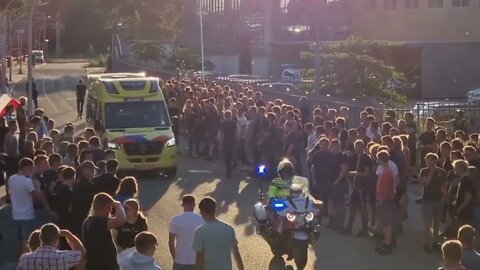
[107, 142, 120, 149]
[286, 213, 296, 222]
[305, 212, 314, 222]
[166, 138, 176, 147]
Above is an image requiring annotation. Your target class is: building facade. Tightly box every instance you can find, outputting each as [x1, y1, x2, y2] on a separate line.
[348, 0, 480, 98]
[183, 0, 480, 98]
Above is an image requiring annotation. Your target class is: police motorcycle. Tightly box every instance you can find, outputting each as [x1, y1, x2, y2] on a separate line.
[253, 164, 322, 270]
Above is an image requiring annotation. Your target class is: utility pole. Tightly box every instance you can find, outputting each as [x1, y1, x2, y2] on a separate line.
[8, 10, 12, 82]
[199, 0, 205, 81]
[0, 15, 6, 94]
[27, 2, 34, 116]
[55, 12, 60, 57]
[314, 2, 323, 93]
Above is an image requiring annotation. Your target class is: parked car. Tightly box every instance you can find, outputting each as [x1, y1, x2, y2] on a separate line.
[467, 88, 480, 105]
[32, 50, 45, 64]
[280, 64, 303, 84]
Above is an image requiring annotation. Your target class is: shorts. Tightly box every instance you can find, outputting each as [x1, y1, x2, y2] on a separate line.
[376, 201, 397, 229]
[421, 200, 443, 222]
[173, 263, 195, 270]
[14, 219, 36, 243]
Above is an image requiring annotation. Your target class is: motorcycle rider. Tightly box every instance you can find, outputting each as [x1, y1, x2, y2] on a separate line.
[267, 159, 295, 200]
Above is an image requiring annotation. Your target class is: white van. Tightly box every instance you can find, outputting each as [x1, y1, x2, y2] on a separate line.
[32, 50, 45, 64]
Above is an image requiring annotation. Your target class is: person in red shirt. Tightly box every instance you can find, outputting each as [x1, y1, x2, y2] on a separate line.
[375, 150, 397, 255]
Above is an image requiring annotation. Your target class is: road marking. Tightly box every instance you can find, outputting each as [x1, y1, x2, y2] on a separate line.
[42, 79, 58, 111]
[188, 170, 212, 173]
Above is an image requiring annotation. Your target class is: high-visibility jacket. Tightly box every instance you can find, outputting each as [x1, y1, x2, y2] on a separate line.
[268, 177, 292, 199]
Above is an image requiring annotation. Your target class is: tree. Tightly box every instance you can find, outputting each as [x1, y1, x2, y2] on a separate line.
[103, 0, 182, 41]
[129, 40, 163, 63]
[301, 37, 407, 106]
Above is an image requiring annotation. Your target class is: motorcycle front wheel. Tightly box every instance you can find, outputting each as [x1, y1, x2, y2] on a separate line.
[292, 239, 308, 270]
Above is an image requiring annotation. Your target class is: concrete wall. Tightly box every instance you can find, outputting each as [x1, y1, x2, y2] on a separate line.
[207, 54, 239, 74]
[349, 2, 480, 42]
[421, 42, 480, 98]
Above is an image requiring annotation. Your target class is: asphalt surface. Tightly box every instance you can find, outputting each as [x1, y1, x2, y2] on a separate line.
[1, 63, 441, 270]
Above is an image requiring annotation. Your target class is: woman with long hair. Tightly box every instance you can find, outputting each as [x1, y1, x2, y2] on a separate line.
[115, 177, 139, 205]
[114, 199, 148, 251]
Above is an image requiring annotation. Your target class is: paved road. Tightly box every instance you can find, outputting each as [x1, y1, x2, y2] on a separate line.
[0, 63, 441, 269]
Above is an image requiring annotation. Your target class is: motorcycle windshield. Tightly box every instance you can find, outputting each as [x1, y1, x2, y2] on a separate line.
[291, 176, 310, 197]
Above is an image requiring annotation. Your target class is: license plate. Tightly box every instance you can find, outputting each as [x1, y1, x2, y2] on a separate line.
[135, 164, 154, 170]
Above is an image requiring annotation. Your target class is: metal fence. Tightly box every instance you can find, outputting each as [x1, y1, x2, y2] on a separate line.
[378, 101, 480, 134]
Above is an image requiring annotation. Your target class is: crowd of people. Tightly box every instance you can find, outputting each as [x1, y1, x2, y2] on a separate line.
[1, 74, 480, 269]
[161, 77, 480, 266]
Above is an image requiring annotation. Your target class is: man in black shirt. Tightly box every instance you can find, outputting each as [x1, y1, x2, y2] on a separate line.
[221, 111, 236, 178]
[310, 138, 333, 205]
[71, 161, 96, 237]
[83, 193, 126, 270]
[328, 139, 348, 230]
[343, 140, 371, 237]
[42, 153, 62, 205]
[93, 159, 120, 196]
[89, 136, 106, 164]
[55, 167, 76, 231]
[420, 153, 447, 253]
[418, 117, 436, 168]
[168, 98, 182, 148]
[76, 79, 87, 118]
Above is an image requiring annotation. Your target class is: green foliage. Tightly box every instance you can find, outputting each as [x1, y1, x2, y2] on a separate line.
[167, 47, 200, 70]
[37, 0, 182, 55]
[129, 40, 163, 63]
[302, 37, 407, 106]
[102, 0, 182, 41]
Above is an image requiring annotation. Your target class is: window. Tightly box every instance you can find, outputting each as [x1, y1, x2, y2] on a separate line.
[452, 0, 469, 7]
[428, 0, 443, 7]
[105, 101, 171, 129]
[405, 0, 420, 8]
[365, 0, 376, 9]
[384, 0, 398, 9]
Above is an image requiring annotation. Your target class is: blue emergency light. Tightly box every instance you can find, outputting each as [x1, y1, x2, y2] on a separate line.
[257, 165, 266, 176]
[271, 198, 288, 212]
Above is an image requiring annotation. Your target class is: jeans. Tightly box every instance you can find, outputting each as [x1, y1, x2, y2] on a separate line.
[173, 263, 195, 270]
[346, 189, 368, 232]
[14, 219, 36, 243]
[77, 97, 85, 115]
[224, 146, 234, 177]
[330, 182, 347, 228]
[236, 139, 248, 166]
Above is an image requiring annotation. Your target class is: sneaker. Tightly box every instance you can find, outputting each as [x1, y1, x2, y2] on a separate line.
[415, 197, 423, 203]
[378, 245, 393, 255]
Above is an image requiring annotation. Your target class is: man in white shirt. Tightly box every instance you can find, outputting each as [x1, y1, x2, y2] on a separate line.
[169, 195, 204, 270]
[18, 223, 84, 270]
[9, 158, 55, 254]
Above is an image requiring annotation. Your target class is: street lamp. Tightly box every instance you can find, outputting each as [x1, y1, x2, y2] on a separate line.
[16, 28, 24, 74]
[45, 38, 49, 58]
[198, 0, 205, 81]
